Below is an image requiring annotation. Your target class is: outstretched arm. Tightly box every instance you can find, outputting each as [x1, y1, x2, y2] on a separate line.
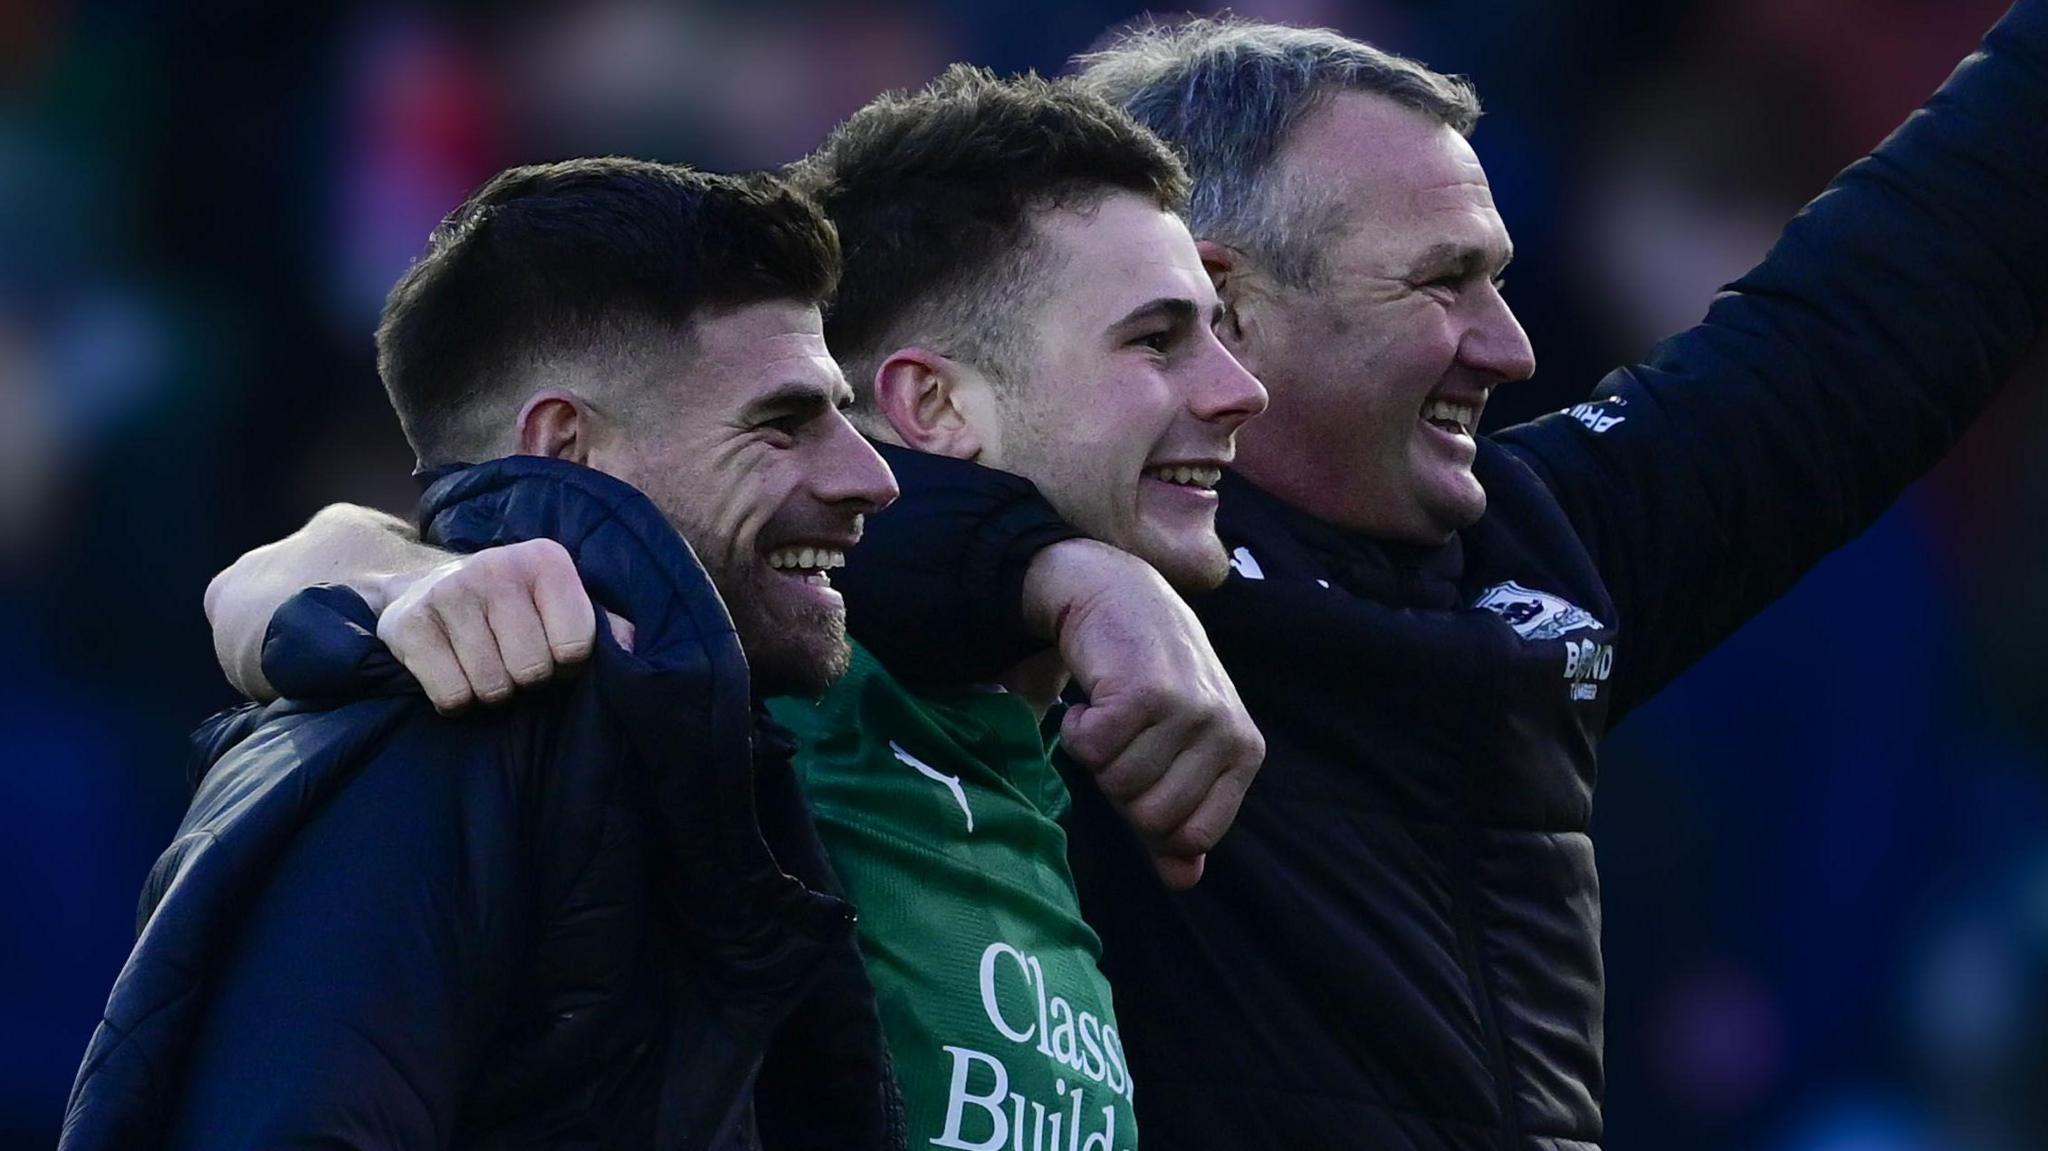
[1500, 0, 2048, 718]
[207, 503, 601, 710]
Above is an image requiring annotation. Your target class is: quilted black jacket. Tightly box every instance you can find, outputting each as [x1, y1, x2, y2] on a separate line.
[61, 457, 901, 1150]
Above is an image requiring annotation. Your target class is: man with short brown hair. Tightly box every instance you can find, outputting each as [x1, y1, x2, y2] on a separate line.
[64, 157, 903, 1151]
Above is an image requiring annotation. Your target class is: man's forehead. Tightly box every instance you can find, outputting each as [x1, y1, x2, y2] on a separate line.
[1412, 173, 1497, 215]
[690, 299, 823, 352]
[686, 302, 830, 370]
[1281, 92, 1494, 209]
[1273, 92, 1511, 272]
[749, 330, 839, 371]
[1038, 196, 1216, 310]
[681, 299, 846, 398]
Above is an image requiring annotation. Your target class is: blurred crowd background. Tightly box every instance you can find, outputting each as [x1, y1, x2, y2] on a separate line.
[6, 0, 2046, 1147]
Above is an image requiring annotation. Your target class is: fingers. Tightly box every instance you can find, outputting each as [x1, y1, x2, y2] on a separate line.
[1065, 679, 1266, 882]
[1119, 735, 1230, 842]
[1046, 558, 1267, 879]
[378, 607, 473, 714]
[532, 547, 598, 664]
[1086, 708, 1189, 805]
[433, 591, 515, 705]
[1157, 753, 1256, 859]
[483, 588, 555, 689]
[1058, 688, 1162, 779]
[373, 538, 615, 714]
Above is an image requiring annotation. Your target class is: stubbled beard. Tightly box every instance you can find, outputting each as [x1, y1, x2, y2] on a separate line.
[714, 560, 850, 699]
[738, 598, 849, 698]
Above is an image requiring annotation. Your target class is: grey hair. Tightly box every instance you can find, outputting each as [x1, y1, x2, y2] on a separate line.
[1073, 16, 1480, 287]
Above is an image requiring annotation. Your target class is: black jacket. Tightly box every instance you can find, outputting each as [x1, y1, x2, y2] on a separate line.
[61, 457, 901, 1151]
[835, 5, 2048, 1148]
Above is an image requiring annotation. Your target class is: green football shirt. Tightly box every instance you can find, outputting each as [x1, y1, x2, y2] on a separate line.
[770, 642, 1138, 1151]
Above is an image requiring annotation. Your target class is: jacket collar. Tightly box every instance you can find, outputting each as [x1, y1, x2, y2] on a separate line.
[419, 455, 744, 683]
[418, 456, 859, 998]
[1218, 468, 1467, 610]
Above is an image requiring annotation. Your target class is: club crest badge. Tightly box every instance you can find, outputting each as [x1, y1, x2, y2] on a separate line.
[1474, 581, 1605, 641]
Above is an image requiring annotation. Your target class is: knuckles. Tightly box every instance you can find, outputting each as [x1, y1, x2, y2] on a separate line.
[1121, 792, 1185, 839]
[443, 538, 576, 606]
[375, 602, 434, 648]
[454, 542, 547, 600]
[506, 659, 556, 687]
[1229, 723, 1266, 766]
[1165, 820, 1224, 857]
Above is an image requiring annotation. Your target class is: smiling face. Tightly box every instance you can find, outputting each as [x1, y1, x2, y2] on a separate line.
[605, 299, 898, 696]
[980, 193, 1267, 591]
[1225, 91, 1535, 545]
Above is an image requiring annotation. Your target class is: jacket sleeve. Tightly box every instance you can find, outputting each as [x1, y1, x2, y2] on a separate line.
[1496, 0, 2048, 719]
[836, 442, 1082, 684]
[163, 716, 529, 1150]
[260, 584, 419, 701]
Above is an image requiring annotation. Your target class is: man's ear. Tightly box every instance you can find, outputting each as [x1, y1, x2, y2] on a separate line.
[870, 348, 989, 461]
[1196, 239, 1265, 377]
[516, 389, 595, 464]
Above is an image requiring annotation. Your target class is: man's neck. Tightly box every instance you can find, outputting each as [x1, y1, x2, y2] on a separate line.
[996, 647, 1069, 719]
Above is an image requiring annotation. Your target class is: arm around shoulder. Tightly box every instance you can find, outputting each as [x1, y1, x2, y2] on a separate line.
[206, 503, 445, 701]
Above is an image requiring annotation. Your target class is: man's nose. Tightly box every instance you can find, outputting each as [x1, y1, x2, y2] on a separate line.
[1460, 284, 1537, 384]
[1189, 339, 1269, 430]
[816, 414, 900, 514]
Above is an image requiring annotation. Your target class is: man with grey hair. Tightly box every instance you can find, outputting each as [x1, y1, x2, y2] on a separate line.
[823, 7, 2048, 1149]
[1082, 17, 1482, 300]
[1074, 18, 1509, 550]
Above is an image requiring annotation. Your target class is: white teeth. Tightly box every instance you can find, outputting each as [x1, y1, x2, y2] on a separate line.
[1423, 399, 1477, 433]
[766, 547, 847, 572]
[1148, 465, 1223, 489]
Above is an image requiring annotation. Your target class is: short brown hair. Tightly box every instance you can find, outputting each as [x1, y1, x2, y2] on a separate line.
[377, 157, 840, 465]
[793, 65, 1189, 401]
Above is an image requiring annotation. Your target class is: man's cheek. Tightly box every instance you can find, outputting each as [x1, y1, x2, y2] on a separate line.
[703, 456, 776, 545]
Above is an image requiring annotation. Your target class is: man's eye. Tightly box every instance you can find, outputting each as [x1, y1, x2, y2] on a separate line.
[760, 414, 808, 439]
[1133, 330, 1174, 353]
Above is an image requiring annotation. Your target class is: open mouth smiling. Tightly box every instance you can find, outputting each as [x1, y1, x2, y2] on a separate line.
[764, 545, 847, 585]
[1144, 463, 1225, 490]
[1421, 396, 1480, 438]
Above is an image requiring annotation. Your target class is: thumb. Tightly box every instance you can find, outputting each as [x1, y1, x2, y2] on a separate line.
[1058, 693, 1150, 771]
[1059, 699, 1113, 770]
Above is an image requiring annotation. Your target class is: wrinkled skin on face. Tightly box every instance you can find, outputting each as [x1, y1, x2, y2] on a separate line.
[981, 194, 1268, 592]
[606, 300, 899, 697]
[1223, 92, 1537, 545]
